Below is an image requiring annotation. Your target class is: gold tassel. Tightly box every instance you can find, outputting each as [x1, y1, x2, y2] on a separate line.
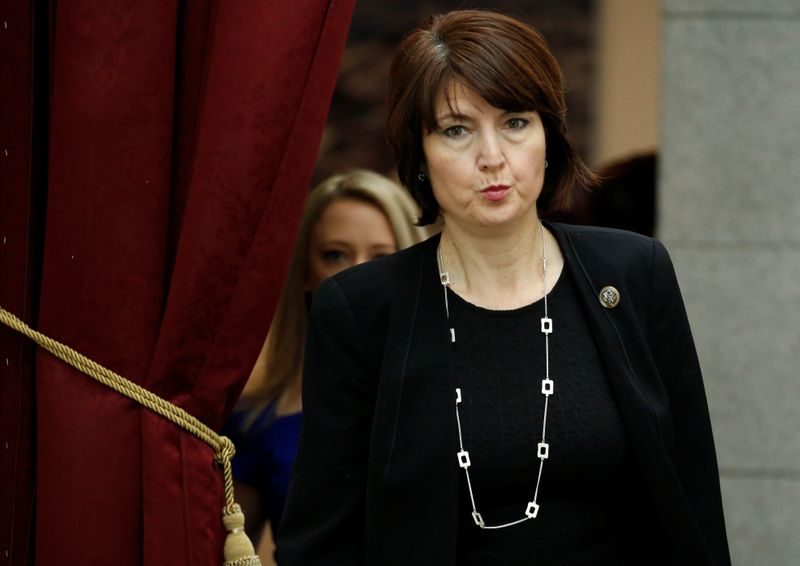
[222, 504, 262, 566]
[216, 436, 262, 566]
[0, 308, 263, 566]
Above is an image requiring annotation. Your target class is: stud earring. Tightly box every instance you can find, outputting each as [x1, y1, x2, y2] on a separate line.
[417, 172, 427, 182]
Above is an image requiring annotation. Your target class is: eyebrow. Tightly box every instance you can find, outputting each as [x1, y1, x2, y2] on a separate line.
[321, 240, 394, 248]
[434, 112, 471, 124]
[435, 109, 520, 123]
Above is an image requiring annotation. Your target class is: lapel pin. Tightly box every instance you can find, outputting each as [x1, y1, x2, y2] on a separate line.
[598, 286, 620, 309]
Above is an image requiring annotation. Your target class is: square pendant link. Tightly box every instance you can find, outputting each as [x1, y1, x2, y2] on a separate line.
[472, 511, 485, 527]
[541, 378, 554, 396]
[440, 271, 450, 285]
[540, 317, 553, 334]
[525, 501, 540, 518]
[457, 450, 471, 468]
[537, 442, 549, 460]
[455, 388, 462, 404]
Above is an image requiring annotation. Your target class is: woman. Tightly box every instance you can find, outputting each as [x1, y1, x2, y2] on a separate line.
[278, 10, 730, 566]
[223, 169, 427, 560]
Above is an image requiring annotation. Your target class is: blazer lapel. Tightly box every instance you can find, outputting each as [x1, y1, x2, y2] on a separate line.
[369, 234, 459, 565]
[548, 222, 719, 563]
[548, 222, 661, 437]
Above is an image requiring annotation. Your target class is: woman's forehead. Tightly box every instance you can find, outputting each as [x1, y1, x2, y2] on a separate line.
[433, 80, 482, 116]
[433, 80, 528, 119]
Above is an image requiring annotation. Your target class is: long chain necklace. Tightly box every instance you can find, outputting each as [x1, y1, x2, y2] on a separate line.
[436, 220, 553, 530]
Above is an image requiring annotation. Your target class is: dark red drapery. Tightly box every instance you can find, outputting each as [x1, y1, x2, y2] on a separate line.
[0, 3, 42, 565]
[0, 1, 354, 564]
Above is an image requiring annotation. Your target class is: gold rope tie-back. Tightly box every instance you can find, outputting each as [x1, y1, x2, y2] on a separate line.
[0, 306, 262, 566]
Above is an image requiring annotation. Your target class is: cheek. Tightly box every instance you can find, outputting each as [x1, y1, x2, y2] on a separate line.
[428, 155, 470, 203]
[306, 255, 331, 291]
[429, 180, 453, 213]
[305, 261, 321, 291]
[427, 148, 465, 179]
[307, 254, 356, 291]
[423, 137, 459, 177]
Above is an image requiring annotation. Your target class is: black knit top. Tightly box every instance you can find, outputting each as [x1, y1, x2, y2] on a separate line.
[450, 268, 659, 565]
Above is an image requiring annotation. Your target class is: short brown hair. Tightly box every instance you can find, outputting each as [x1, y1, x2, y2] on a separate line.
[386, 9, 596, 225]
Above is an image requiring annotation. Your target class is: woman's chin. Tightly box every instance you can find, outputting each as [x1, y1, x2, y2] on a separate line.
[474, 204, 538, 230]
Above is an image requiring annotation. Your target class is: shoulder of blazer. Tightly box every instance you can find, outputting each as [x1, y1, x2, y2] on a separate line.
[315, 234, 439, 368]
[546, 221, 655, 269]
[546, 221, 662, 306]
[328, 233, 438, 309]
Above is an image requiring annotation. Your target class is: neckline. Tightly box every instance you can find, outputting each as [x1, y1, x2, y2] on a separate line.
[434, 222, 565, 314]
[445, 268, 566, 315]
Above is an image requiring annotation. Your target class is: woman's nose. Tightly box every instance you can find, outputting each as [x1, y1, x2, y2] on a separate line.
[477, 132, 505, 171]
[353, 253, 370, 266]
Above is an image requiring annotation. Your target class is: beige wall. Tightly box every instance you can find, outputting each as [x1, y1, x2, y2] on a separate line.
[593, 0, 662, 166]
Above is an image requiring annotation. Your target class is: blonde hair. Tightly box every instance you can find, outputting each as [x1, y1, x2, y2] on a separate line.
[246, 170, 427, 415]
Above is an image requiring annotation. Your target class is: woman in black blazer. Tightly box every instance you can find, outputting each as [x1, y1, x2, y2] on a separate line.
[278, 9, 731, 566]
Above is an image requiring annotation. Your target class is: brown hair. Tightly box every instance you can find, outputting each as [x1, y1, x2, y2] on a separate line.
[386, 9, 596, 225]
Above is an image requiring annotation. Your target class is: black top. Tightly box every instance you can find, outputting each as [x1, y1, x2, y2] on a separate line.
[450, 269, 659, 565]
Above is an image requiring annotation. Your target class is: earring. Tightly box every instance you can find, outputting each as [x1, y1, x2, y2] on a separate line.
[544, 160, 549, 169]
[417, 172, 427, 182]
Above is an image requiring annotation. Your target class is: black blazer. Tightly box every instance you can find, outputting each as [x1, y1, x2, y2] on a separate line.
[277, 222, 731, 565]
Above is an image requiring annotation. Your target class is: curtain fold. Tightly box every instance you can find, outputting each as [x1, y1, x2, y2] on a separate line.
[21, 1, 354, 564]
[0, 3, 41, 565]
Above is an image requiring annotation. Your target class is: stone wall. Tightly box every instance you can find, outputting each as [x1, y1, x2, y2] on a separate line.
[659, 1, 800, 563]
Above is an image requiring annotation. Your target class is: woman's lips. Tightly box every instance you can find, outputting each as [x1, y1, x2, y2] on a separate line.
[481, 185, 510, 201]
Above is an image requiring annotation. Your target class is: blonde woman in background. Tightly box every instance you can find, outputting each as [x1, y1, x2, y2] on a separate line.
[222, 169, 428, 564]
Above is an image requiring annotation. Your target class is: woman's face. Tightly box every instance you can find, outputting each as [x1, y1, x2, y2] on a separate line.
[421, 81, 547, 234]
[305, 198, 398, 291]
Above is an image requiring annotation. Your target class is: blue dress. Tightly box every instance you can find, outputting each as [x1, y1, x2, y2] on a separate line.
[222, 403, 303, 538]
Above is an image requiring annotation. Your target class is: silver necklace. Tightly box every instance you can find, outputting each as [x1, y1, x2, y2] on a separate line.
[436, 220, 553, 530]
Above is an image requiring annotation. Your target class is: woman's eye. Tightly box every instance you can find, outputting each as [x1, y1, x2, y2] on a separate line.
[506, 117, 529, 130]
[442, 125, 467, 138]
[321, 250, 347, 263]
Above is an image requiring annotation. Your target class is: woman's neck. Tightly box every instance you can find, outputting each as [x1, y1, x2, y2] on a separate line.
[439, 218, 561, 310]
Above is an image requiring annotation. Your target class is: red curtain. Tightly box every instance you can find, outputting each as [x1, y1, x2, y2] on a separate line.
[0, 3, 42, 565]
[0, 1, 354, 564]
